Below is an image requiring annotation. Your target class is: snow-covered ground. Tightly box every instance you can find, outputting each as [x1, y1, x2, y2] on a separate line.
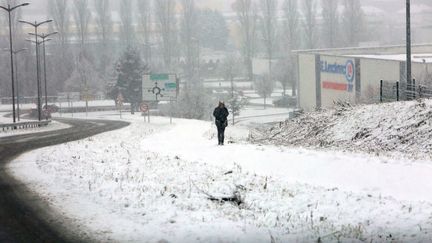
[8, 111, 432, 242]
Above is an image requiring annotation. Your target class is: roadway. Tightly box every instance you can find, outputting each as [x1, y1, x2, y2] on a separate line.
[0, 118, 129, 242]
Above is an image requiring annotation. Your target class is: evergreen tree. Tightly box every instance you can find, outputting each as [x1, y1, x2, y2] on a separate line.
[115, 47, 147, 114]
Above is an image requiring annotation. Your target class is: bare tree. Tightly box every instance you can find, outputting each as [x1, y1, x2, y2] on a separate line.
[322, 0, 339, 48]
[73, 0, 94, 106]
[233, 0, 258, 81]
[120, 0, 134, 46]
[137, 0, 152, 63]
[74, 0, 91, 50]
[155, 0, 177, 70]
[259, 0, 277, 90]
[180, 0, 199, 84]
[222, 55, 248, 125]
[48, 0, 72, 92]
[280, 0, 299, 96]
[49, 0, 70, 51]
[94, 0, 113, 80]
[283, 0, 299, 51]
[302, 0, 317, 49]
[255, 73, 274, 109]
[94, 0, 112, 48]
[342, 0, 364, 47]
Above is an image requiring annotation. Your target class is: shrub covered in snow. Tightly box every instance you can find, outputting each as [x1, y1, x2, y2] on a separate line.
[253, 99, 432, 160]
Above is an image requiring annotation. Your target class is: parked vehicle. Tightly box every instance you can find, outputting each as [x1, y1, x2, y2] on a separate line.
[43, 104, 59, 113]
[273, 96, 297, 108]
[29, 109, 52, 120]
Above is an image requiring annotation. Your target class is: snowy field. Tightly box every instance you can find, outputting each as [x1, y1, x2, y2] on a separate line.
[8, 110, 432, 242]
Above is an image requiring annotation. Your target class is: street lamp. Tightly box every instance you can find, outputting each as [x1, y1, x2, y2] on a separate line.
[0, 2, 30, 123]
[26, 38, 52, 116]
[29, 32, 58, 112]
[19, 19, 53, 121]
[3, 48, 28, 121]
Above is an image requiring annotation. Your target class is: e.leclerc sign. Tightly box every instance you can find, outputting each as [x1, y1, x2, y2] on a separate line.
[321, 59, 355, 92]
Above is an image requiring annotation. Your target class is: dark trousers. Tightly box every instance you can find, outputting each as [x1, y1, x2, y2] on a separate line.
[216, 122, 226, 145]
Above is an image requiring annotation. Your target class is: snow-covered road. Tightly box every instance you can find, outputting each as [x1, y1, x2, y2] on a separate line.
[8, 113, 432, 242]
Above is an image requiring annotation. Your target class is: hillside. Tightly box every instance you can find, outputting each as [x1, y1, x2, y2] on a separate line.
[252, 99, 432, 160]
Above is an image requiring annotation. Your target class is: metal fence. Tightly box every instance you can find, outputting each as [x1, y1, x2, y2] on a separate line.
[0, 120, 51, 132]
[380, 79, 432, 103]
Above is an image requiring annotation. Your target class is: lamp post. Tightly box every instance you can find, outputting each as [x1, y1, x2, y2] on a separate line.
[19, 19, 52, 121]
[0, 2, 30, 123]
[29, 32, 57, 112]
[3, 48, 28, 121]
[14, 48, 27, 121]
[26, 38, 52, 116]
[2, 48, 28, 121]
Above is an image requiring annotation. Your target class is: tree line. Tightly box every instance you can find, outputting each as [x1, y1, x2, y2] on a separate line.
[0, 0, 391, 118]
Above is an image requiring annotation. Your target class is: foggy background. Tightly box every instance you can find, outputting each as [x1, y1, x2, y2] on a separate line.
[0, 0, 431, 119]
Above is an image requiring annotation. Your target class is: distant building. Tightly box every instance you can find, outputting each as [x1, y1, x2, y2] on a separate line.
[296, 44, 432, 111]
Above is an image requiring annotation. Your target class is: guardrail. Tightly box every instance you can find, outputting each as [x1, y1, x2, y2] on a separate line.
[0, 120, 51, 132]
[59, 105, 131, 114]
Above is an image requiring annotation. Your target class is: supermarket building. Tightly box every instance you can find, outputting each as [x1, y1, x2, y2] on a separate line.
[296, 44, 432, 111]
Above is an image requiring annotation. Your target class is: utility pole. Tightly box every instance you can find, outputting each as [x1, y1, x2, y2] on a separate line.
[230, 73, 235, 126]
[406, 0, 412, 99]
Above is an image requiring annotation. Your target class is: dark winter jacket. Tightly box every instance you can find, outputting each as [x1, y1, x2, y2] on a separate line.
[213, 106, 229, 126]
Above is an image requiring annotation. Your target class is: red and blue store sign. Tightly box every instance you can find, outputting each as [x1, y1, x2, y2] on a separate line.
[320, 60, 355, 92]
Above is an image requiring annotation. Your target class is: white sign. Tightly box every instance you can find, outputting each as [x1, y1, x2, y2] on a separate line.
[142, 74, 178, 101]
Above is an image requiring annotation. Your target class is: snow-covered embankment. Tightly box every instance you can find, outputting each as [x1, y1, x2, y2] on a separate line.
[8, 112, 432, 242]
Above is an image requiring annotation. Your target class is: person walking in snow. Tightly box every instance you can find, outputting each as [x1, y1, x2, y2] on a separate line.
[213, 101, 229, 146]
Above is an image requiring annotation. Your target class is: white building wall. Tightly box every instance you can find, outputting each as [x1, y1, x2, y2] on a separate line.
[298, 54, 317, 111]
